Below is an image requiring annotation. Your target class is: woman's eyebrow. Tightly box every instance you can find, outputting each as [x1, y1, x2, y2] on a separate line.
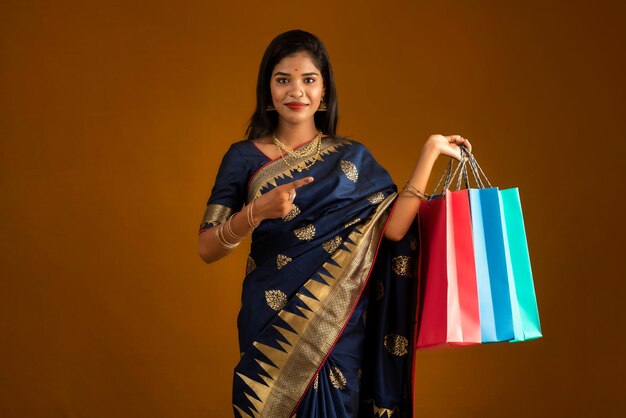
[273, 71, 320, 77]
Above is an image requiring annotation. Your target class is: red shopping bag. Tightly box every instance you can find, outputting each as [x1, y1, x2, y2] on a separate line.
[416, 184, 481, 349]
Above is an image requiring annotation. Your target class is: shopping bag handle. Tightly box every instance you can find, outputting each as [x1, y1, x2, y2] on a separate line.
[428, 145, 494, 200]
[429, 152, 469, 200]
[460, 145, 493, 189]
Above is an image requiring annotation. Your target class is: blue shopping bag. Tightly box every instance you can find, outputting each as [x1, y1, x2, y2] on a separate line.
[468, 187, 515, 343]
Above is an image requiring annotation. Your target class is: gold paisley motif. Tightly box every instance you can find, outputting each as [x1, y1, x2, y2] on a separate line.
[329, 366, 347, 390]
[367, 191, 385, 204]
[265, 290, 288, 311]
[345, 217, 362, 229]
[276, 254, 292, 270]
[322, 236, 343, 254]
[294, 224, 316, 241]
[246, 256, 256, 275]
[376, 280, 384, 301]
[384, 334, 408, 356]
[313, 373, 319, 390]
[391, 256, 413, 277]
[340, 160, 359, 182]
[282, 204, 301, 221]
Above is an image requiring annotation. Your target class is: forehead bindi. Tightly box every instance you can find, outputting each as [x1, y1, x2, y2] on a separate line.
[273, 54, 319, 76]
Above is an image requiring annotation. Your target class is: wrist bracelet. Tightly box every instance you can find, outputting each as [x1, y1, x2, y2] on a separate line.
[247, 199, 261, 229]
[224, 213, 249, 241]
[215, 223, 240, 250]
[401, 182, 428, 199]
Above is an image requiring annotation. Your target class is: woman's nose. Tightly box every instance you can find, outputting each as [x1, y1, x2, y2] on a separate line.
[289, 81, 304, 97]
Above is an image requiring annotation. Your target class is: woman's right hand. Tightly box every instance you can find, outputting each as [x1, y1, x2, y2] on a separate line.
[252, 176, 315, 222]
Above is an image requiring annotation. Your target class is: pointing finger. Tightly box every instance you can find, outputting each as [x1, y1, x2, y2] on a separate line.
[287, 176, 315, 190]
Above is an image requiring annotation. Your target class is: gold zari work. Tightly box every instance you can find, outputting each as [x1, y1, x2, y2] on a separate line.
[276, 254, 292, 270]
[247, 137, 350, 202]
[391, 256, 413, 277]
[345, 218, 362, 229]
[282, 204, 301, 221]
[322, 236, 343, 254]
[384, 334, 408, 356]
[200, 203, 233, 228]
[340, 160, 359, 182]
[294, 224, 316, 241]
[329, 366, 347, 390]
[313, 373, 319, 390]
[265, 290, 288, 311]
[246, 256, 256, 275]
[367, 191, 385, 204]
[232, 193, 397, 418]
[366, 399, 400, 417]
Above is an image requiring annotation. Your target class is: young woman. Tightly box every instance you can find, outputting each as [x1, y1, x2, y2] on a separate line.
[198, 29, 471, 418]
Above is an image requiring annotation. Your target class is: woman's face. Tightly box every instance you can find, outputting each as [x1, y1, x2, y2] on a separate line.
[269, 51, 325, 125]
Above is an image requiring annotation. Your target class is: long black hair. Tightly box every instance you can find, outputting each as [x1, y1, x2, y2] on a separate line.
[244, 30, 339, 140]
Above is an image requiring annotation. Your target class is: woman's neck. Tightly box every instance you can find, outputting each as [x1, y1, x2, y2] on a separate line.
[274, 123, 319, 148]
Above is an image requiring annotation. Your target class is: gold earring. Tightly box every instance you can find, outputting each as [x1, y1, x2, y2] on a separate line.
[317, 96, 327, 111]
[265, 103, 275, 111]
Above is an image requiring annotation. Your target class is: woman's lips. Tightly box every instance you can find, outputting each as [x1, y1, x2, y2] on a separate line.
[285, 103, 308, 110]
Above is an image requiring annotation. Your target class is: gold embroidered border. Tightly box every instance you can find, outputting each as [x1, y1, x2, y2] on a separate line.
[234, 193, 398, 418]
[200, 203, 233, 228]
[246, 137, 351, 203]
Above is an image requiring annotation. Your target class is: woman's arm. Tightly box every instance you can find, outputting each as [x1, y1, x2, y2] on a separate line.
[383, 134, 471, 241]
[197, 203, 260, 264]
[198, 176, 315, 264]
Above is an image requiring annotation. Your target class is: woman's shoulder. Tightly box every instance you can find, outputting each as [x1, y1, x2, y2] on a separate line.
[220, 138, 264, 160]
[332, 135, 372, 154]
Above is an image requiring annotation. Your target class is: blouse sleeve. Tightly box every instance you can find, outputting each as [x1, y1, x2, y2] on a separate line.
[198, 143, 248, 234]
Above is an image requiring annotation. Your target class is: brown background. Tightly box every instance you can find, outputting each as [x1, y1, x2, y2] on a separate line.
[1, 0, 624, 417]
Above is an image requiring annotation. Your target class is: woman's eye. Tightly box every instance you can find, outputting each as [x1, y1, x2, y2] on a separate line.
[276, 78, 316, 84]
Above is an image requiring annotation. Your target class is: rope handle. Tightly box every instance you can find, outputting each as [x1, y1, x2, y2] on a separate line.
[428, 145, 494, 200]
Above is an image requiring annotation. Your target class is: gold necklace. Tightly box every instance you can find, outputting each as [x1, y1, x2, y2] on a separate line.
[273, 131, 323, 172]
[275, 137, 322, 172]
[273, 130, 322, 158]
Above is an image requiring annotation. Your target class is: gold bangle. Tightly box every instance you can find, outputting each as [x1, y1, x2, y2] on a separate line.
[402, 182, 428, 199]
[247, 199, 261, 229]
[224, 213, 248, 241]
[215, 223, 240, 249]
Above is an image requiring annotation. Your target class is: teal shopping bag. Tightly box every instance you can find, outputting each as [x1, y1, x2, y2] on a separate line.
[499, 188, 542, 341]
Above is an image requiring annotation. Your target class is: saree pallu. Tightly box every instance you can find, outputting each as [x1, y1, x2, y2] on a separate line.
[201, 136, 419, 418]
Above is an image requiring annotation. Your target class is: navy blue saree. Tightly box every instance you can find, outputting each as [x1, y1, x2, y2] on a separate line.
[200, 136, 420, 418]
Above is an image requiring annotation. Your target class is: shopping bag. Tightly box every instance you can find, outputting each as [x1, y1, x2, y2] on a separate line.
[468, 187, 516, 343]
[416, 159, 481, 349]
[499, 188, 542, 341]
[465, 150, 541, 343]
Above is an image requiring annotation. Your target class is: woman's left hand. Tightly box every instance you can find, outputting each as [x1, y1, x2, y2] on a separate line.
[424, 134, 472, 161]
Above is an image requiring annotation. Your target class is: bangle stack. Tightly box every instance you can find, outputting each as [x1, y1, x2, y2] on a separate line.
[400, 182, 428, 199]
[214, 199, 261, 250]
[247, 199, 260, 228]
